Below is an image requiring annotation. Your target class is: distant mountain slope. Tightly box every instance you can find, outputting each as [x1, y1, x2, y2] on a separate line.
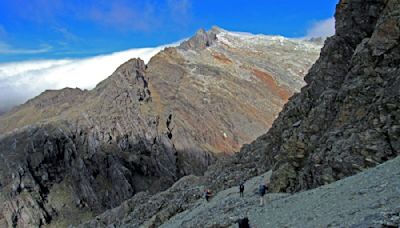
[146, 27, 320, 157]
[0, 28, 320, 227]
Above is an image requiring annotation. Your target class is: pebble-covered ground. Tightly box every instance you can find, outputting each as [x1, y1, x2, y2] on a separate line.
[161, 157, 400, 228]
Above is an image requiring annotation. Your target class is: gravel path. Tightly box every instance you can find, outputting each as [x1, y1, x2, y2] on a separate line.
[161, 157, 400, 228]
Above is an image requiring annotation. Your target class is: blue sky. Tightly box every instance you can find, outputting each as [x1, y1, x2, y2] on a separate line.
[0, 0, 338, 62]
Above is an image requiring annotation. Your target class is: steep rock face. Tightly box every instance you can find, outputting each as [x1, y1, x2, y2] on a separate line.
[265, 0, 400, 192]
[0, 29, 320, 227]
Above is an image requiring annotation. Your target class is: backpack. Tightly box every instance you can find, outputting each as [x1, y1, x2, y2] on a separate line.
[259, 184, 266, 195]
[239, 183, 244, 191]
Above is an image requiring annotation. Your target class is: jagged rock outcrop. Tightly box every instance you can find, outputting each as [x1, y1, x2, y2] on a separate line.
[179, 28, 218, 51]
[0, 28, 320, 227]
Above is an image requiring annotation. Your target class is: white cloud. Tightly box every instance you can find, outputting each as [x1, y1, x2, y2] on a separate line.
[305, 17, 335, 39]
[0, 42, 179, 113]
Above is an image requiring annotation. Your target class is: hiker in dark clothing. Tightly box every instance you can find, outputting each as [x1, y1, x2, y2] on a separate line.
[204, 189, 212, 202]
[237, 217, 252, 228]
[259, 182, 267, 206]
[239, 182, 245, 197]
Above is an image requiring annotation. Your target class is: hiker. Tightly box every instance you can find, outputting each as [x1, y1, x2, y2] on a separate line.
[239, 182, 245, 197]
[259, 181, 267, 206]
[237, 217, 252, 228]
[204, 189, 212, 202]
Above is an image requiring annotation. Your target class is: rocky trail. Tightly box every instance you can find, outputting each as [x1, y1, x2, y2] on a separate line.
[162, 156, 400, 227]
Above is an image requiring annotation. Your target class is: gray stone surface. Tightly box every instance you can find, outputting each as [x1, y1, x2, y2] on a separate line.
[161, 156, 400, 228]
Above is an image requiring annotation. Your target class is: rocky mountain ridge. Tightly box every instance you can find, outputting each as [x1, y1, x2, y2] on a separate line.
[76, 0, 400, 226]
[0, 28, 321, 227]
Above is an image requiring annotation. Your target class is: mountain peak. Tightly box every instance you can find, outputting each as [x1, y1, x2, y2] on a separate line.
[114, 57, 146, 72]
[179, 28, 219, 51]
[209, 25, 225, 34]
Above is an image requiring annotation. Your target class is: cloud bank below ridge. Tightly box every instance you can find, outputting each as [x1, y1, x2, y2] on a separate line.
[0, 43, 177, 113]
